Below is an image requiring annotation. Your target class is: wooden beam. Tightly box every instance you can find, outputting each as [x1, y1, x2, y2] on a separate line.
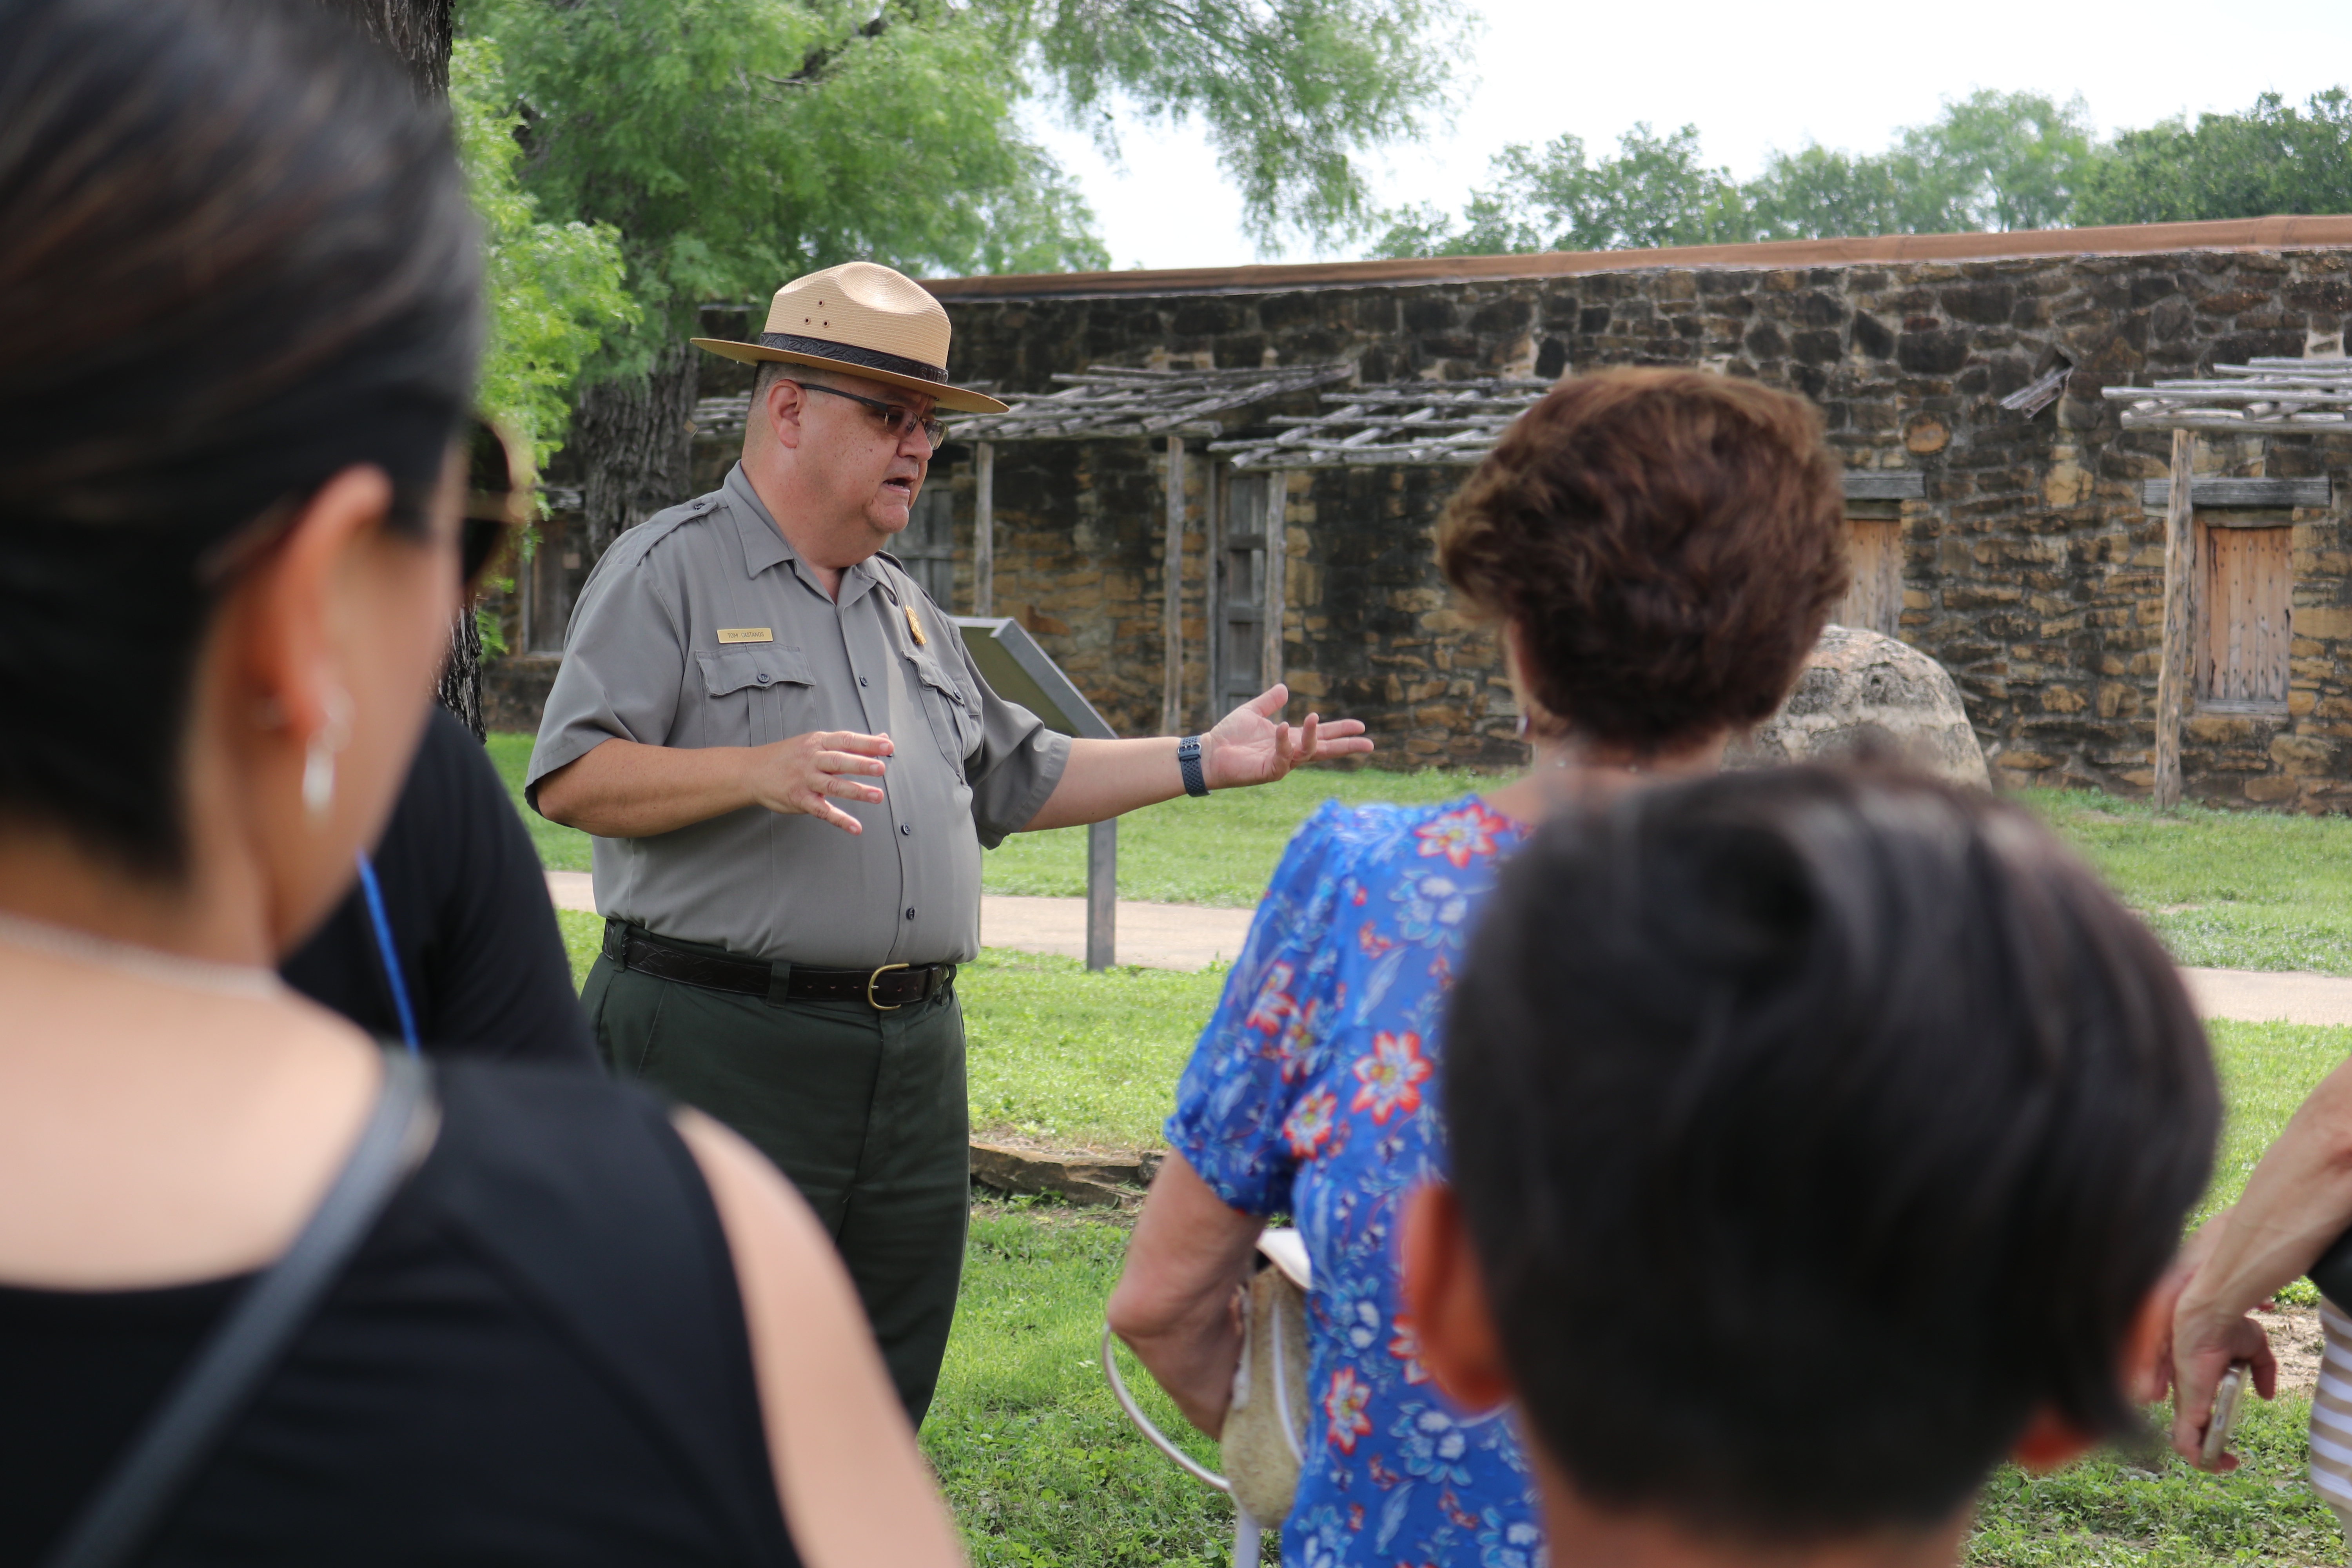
[2140, 476, 2332, 510]
[973, 441, 995, 617]
[1262, 470, 1287, 697]
[1841, 473, 1927, 501]
[1162, 435, 1185, 737]
[2154, 429, 2195, 811]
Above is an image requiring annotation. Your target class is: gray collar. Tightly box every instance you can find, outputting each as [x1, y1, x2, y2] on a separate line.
[723, 463, 880, 605]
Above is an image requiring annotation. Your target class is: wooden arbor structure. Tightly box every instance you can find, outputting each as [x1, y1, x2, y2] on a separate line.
[949, 363, 1354, 738]
[1208, 379, 1552, 703]
[2105, 360, 2352, 808]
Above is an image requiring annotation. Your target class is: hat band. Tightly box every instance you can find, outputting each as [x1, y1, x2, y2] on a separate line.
[758, 332, 947, 386]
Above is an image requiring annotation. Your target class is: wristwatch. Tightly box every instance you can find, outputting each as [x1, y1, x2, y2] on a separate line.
[1177, 735, 1209, 797]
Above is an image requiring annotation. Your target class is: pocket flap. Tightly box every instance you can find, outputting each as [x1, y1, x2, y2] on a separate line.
[907, 651, 970, 710]
[695, 646, 813, 697]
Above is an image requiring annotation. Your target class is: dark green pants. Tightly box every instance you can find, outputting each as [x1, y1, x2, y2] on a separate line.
[582, 931, 969, 1425]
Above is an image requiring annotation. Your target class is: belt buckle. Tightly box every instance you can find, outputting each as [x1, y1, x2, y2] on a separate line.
[866, 962, 910, 1011]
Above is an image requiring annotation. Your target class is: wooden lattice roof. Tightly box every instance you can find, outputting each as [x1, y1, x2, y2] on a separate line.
[2104, 359, 2352, 434]
[1210, 379, 1551, 471]
[947, 363, 1354, 443]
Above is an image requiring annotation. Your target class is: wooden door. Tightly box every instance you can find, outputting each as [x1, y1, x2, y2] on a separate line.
[897, 485, 956, 607]
[2200, 525, 2291, 708]
[1835, 518, 1903, 638]
[1215, 473, 1269, 711]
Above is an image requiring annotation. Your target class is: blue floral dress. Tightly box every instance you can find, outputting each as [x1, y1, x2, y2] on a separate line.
[1166, 795, 1542, 1568]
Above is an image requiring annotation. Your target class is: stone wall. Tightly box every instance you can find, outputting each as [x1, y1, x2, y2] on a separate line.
[895, 243, 2352, 804]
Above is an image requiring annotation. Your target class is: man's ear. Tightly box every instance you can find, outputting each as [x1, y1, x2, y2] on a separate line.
[2012, 1285, 2172, 1473]
[758, 373, 809, 452]
[1400, 1183, 1514, 1413]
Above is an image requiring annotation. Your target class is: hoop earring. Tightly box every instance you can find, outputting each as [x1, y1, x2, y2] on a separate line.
[303, 689, 354, 820]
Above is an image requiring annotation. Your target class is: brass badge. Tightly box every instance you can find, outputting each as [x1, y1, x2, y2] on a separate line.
[716, 627, 773, 644]
[904, 604, 927, 646]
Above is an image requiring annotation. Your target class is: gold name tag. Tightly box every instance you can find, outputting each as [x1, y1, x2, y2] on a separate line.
[716, 627, 773, 644]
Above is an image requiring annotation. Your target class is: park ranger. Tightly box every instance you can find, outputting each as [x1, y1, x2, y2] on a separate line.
[527, 261, 1371, 1421]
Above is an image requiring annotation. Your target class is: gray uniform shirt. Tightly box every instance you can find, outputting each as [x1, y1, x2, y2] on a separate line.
[526, 464, 1071, 966]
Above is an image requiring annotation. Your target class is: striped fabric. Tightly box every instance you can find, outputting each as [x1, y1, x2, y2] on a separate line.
[2311, 1298, 2352, 1533]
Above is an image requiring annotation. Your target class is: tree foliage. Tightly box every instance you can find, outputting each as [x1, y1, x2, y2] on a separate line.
[1370, 87, 2350, 261]
[450, 38, 635, 464]
[461, 0, 1463, 375]
[2074, 89, 2352, 226]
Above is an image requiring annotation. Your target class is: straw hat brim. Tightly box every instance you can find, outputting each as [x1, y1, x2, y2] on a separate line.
[690, 337, 1008, 415]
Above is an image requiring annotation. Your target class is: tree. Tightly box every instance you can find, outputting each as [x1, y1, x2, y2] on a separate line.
[1370, 90, 2101, 260]
[2073, 90, 2352, 226]
[314, 0, 631, 734]
[461, 0, 1468, 559]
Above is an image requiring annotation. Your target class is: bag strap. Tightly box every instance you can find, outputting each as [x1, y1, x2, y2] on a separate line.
[42, 1048, 439, 1568]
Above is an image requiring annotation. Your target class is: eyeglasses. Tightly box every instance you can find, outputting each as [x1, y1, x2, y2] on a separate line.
[456, 416, 530, 594]
[200, 414, 530, 594]
[793, 381, 946, 451]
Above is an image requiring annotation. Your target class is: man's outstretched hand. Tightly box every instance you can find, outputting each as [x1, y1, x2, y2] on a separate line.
[1201, 684, 1373, 789]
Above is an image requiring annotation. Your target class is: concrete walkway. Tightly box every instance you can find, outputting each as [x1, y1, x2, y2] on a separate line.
[546, 872, 2352, 1025]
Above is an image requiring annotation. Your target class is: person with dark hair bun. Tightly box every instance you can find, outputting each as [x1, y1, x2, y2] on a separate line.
[0, 2, 962, 1563]
[1404, 768, 2219, 1566]
[1109, 368, 1850, 1567]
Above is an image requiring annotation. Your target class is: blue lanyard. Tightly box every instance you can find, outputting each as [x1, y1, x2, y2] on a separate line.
[354, 852, 420, 1055]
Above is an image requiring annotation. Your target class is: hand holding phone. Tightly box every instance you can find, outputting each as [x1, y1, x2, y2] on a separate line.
[2199, 1361, 2250, 1471]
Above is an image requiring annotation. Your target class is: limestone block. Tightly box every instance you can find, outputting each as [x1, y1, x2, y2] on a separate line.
[1725, 626, 1991, 788]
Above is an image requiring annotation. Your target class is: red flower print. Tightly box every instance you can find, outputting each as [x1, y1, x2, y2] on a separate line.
[1388, 1313, 1430, 1384]
[1350, 1031, 1432, 1124]
[1413, 806, 1503, 869]
[1325, 1368, 1374, 1453]
[1243, 962, 1296, 1035]
[1284, 1088, 1339, 1157]
[1357, 922, 1395, 959]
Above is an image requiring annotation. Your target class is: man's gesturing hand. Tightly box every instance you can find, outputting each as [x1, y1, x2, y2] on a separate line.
[744, 730, 893, 834]
[1202, 684, 1374, 790]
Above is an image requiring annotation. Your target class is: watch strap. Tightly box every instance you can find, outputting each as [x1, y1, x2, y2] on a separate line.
[1177, 735, 1209, 797]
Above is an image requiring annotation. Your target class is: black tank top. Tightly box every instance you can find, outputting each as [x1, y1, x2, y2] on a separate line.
[0, 1062, 804, 1566]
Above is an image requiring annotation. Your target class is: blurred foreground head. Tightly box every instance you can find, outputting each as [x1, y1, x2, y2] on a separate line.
[0, 0, 477, 889]
[1426, 768, 2218, 1548]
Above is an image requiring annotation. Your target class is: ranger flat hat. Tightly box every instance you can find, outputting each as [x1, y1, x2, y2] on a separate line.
[690, 261, 1007, 414]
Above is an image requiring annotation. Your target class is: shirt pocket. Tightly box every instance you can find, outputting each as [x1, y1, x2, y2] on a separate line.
[907, 651, 982, 775]
[694, 646, 815, 745]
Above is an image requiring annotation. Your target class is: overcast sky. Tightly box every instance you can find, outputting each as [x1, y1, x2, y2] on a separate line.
[1022, 0, 2352, 272]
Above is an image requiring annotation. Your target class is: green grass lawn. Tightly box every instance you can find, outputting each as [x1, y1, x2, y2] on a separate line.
[506, 733, 2352, 973]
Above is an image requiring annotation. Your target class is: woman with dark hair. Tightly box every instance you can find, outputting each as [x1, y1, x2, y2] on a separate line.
[0, 3, 961, 1564]
[1108, 367, 1851, 1567]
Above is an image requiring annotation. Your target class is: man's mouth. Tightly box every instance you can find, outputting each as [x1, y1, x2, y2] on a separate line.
[882, 475, 915, 498]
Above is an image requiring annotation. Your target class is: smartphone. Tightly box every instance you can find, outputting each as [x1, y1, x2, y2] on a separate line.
[2200, 1362, 2250, 1470]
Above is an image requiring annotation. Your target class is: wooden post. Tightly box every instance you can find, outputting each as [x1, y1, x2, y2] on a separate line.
[1261, 470, 1287, 698]
[1202, 459, 1223, 730]
[1162, 436, 1185, 736]
[2154, 428, 2195, 810]
[973, 441, 995, 616]
[1086, 819, 1116, 972]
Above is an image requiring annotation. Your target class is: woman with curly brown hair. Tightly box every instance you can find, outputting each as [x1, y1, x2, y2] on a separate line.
[1108, 367, 1850, 1568]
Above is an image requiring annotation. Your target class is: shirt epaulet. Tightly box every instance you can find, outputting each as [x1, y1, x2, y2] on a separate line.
[598, 490, 727, 573]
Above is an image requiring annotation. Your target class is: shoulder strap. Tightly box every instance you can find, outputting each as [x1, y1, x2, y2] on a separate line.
[41, 1049, 440, 1568]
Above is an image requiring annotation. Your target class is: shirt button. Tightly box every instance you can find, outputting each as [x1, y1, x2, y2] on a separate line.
[905, 907, 916, 921]
[900, 823, 912, 836]
[756, 672, 771, 685]
[859, 675, 869, 688]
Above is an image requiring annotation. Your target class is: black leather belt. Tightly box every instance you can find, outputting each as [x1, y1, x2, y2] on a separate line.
[602, 920, 955, 1010]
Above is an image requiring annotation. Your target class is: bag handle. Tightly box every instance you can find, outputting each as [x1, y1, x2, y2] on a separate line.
[41, 1048, 439, 1568]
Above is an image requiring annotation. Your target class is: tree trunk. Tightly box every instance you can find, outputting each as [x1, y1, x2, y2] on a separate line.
[313, 0, 486, 732]
[312, 0, 452, 98]
[573, 340, 700, 563]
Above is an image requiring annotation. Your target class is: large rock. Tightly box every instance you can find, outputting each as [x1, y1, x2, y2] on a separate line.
[1726, 625, 1989, 788]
